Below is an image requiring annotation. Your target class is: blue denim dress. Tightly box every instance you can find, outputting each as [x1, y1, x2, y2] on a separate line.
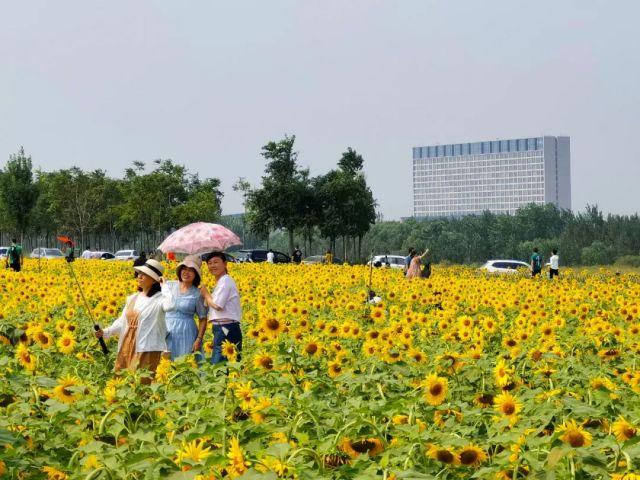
[165, 282, 208, 360]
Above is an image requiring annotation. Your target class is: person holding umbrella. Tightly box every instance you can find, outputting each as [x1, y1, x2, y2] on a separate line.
[165, 255, 208, 360]
[95, 259, 175, 382]
[200, 252, 242, 364]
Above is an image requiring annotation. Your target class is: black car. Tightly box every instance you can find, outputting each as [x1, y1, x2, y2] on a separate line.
[235, 249, 290, 263]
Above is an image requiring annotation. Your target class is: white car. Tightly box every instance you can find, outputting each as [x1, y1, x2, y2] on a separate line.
[114, 249, 140, 261]
[368, 255, 407, 270]
[89, 251, 116, 260]
[31, 248, 65, 259]
[0, 246, 8, 259]
[480, 260, 531, 274]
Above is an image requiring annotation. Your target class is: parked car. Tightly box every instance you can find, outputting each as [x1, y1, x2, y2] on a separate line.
[114, 250, 140, 261]
[90, 251, 115, 260]
[235, 249, 290, 263]
[480, 260, 531, 274]
[301, 255, 344, 265]
[0, 246, 8, 259]
[30, 248, 65, 259]
[367, 255, 407, 269]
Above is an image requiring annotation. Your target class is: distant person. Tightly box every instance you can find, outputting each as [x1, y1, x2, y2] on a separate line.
[6, 238, 23, 272]
[549, 249, 560, 279]
[421, 250, 432, 279]
[404, 247, 416, 274]
[81, 246, 92, 259]
[324, 249, 333, 265]
[531, 247, 542, 277]
[133, 251, 147, 268]
[64, 241, 75, 263]
[406, 248, 429, 279]
[292, 246, 303, 264]
[266, 249, 275, 264]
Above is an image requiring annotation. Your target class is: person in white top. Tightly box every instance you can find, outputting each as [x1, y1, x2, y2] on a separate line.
[549, 249, 560, 279]
[81, 247, 92, 259]
[200, 251, 242, 364]
[96, 259, 175, 382]
[266, 249, 275, 264]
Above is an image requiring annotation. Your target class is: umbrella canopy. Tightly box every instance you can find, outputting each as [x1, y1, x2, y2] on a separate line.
[158, 222, 242, 255]
[57, 235, 75, 246]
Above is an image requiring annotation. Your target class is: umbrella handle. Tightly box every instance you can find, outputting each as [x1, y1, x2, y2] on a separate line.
[94, 325, 109, 355]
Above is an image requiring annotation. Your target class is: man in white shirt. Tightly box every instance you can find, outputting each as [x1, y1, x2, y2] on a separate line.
[549, 249, 560, 279]
[266, 249, 275, 264]
[81, 246, 92, 259]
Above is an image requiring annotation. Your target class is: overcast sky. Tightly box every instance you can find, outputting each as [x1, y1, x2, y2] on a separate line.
[1, 1, 638, 219]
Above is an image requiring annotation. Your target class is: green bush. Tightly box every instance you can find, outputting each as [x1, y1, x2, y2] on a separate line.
[614, 255, 640, 267]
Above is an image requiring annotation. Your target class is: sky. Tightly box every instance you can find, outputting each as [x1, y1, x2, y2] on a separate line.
[1, 1, 639, 220]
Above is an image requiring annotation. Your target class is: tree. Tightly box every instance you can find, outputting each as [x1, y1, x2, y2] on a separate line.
[0, 147, 40, 238]
[246, 135, 309, 253]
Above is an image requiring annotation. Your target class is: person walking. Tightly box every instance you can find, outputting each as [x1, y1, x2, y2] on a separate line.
[531, 247, 543, 277]
[266, 249, 275, 264]
[81, 246, 92, 259]
[6, 239, 23, 272]
[165, 255, 208, 361]
[292, 246, 303, 264]
[200, 252, 242, 364]
[406, 248, 429, 279]
[63, 241, 75, 263]
[95, 259, 175, 383]
[549, 249, 560, 279]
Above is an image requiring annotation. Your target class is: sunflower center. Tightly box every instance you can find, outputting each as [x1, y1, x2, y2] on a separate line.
[459, 450, 479, 465]
[624, 427, 636, 438]
[260, 358, 273, 369]
[502, 403, 515, 415]
[266, 319, 280, 331]
[436, 449, 455, 464]
[566, 431, 585, 447]
[351, 440, 376, 453]
[430, 384, 443, 396]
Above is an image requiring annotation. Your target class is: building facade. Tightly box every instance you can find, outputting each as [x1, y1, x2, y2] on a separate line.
[412, 136, 571, 217]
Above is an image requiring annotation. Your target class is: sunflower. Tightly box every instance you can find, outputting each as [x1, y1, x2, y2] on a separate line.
[494, 392, 522, 421]
[233, 382, 255, 410]
[227, 437, 250, 476]
[612, 416, 637, 442]
[52, 375, 82, 404]
[327, 359, 344, 378]
[253, 352, 275, 370]
[56, 333, 76, 354]
[558, 419, 593, 448]
[474, 393, 494, 408]
[494, 359, 514, 387]
[82, 454, 102, 471]
[221, 340, 238, 362]
[261, 317, 284, 339]
[426, 444, 459, 465]
[458, 444, 487, 467]
[15, 343, 37, 372]
[303, 339, 321, 357]
[42, 466, 68, 480]
[176, 439, 212, 464]
[423, 374, 448, 406]
[340, 438, 384, 458]
[34, 331, 54, 349]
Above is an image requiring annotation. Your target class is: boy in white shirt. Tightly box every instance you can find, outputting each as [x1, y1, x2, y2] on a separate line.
[549, 249, 560, 279]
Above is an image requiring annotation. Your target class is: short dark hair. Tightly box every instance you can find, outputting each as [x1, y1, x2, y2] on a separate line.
[552, 249, 558, 255]
[177, 264, 201, 287]
[533, 247, 539, 253]
[12, 238, 17, 243]
[204, 251, 227, 263]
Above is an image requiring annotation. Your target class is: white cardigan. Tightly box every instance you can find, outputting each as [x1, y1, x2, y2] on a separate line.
[103, 284, 175, 353]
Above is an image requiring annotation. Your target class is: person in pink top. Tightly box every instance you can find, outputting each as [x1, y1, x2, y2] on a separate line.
[406, 248, 429, 279]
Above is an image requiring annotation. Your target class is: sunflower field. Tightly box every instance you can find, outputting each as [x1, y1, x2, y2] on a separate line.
[1, 260, 640, 479]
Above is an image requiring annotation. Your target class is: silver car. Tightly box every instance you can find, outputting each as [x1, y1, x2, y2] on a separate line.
[30, 248, 65, 259]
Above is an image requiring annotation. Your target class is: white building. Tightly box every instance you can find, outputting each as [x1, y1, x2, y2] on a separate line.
[412, 136, 571, 217]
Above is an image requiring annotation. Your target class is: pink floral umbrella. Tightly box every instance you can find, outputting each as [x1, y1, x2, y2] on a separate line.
[158, 222, 242, 255]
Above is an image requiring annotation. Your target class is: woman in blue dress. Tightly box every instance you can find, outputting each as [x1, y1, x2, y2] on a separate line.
[165, 255, 208, 360]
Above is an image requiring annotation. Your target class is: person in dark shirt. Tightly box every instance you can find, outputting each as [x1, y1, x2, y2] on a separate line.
[292, 246, 303, 264]
[6, 239, 23, 272]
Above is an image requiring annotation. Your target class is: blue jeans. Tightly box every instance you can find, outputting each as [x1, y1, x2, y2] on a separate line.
[211, 323, 243, 364]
